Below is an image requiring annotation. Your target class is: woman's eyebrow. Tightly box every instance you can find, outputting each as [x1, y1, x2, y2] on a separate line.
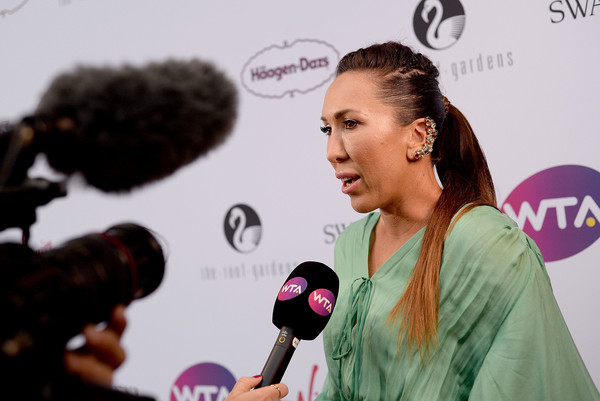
[321, 109, 360, 123]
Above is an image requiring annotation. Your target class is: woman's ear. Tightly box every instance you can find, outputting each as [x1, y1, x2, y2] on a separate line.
[406, 118, 428, 160]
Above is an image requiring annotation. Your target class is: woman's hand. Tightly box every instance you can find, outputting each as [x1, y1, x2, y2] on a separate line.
[63, 305, 127, 386]
[226, 376, 289, 401]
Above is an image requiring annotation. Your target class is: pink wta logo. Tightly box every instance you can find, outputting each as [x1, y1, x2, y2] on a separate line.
[278, 277, 307, 301]
[308, 289, 336, 316]
[501, 165, 600, 262]
[170, 362, 236, 401]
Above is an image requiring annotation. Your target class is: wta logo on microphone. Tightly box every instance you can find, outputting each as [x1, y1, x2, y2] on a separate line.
[278, 277, 307, 301]
[502, 165, 600, 262]
[278, 276, 336, 316]
[309, 289, 336, 316]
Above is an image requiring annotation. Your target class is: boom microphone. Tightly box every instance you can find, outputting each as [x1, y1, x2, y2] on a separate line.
[1, 58, 238, 192]
[256, 261, 339, 388]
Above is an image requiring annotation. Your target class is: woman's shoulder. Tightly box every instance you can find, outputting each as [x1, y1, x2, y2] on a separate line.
[450, 205, 521, 243]
[446, 205, 546, 276]
[454, 204, 515, 227]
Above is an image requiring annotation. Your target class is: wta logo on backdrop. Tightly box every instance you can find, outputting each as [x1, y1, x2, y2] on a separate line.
[170, 362, 236, 401]
[241, 39, 339, 99]
[502, 165, 600, 262]
[413, 0, 466, 50]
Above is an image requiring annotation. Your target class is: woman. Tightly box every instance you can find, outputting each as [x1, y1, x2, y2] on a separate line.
[317, 41, 599, 400]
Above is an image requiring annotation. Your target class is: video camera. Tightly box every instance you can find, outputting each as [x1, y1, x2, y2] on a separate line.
[0, 120, 165, 400]
[0, 57, 237, 400]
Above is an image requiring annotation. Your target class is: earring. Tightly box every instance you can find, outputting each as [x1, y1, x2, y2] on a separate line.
[414, 117, 438, 160]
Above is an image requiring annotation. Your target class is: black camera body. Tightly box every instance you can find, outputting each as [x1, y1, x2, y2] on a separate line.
[0, 126, 165, 400]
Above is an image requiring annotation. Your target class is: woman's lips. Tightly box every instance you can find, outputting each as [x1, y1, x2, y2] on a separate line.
[336, 173, 361, 194]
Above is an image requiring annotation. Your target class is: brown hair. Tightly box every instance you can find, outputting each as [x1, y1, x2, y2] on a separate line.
[336, 42, 497, 355]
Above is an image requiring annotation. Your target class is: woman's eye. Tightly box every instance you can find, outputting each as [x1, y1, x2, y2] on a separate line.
[320, 126, 331, 135]
[343, 120, 358, 129]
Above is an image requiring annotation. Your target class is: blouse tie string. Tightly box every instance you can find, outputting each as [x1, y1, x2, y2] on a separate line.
[332, 277, 373, 400]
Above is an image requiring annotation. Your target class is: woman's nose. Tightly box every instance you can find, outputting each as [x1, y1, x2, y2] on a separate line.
[326, 132, 348, 164]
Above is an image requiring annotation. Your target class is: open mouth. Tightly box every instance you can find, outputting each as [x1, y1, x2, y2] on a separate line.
[342, 176, 360, 186]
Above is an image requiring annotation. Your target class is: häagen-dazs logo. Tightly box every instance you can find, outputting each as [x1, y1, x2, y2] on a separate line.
[502, 165, 600, 262]
[309, 289, 336, 316]
[413, 0, 466, 50]
[224, 204, 262, 253]
[170, 362, 236, 401]
[0, 0, 29, 16]
[278, 277, 307, 301]
[241, 39, 339, 99]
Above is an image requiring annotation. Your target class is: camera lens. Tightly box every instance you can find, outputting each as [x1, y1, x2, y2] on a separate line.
[1, 223, 165, 360]
[102, 223, 165, 300]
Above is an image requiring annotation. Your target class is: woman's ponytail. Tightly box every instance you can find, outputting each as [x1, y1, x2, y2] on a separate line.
[335, 41, 497, 358]
[390, 101, 497, 357]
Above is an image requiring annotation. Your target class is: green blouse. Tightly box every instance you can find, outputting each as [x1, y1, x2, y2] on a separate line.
[316, 206, 599, 400]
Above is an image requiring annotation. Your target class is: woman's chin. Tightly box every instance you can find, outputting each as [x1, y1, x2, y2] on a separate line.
[349, 198, 377, 214]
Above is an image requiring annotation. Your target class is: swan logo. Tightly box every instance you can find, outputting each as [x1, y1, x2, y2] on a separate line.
[170, 362, 236, 401]
[413, 0, 466, 50]
[241, 39, 339, 99]
[501, 165, 600, 262]
[224, 204, 262, 253]
[0, 0, 29, 16]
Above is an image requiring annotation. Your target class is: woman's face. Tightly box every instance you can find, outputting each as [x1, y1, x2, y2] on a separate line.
[321, 71, 415, 214]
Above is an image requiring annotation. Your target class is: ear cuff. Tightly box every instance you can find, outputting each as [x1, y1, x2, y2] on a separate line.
[414, 116, 437, 160]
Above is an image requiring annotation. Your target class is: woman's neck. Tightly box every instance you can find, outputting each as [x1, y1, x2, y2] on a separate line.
[368, 169, 441, 276]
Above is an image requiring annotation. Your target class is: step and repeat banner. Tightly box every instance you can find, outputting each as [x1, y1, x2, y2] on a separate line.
[1, 0, 598, 400]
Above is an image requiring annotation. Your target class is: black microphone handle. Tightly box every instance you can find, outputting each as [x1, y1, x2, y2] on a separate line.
[256, 326, 299, 388]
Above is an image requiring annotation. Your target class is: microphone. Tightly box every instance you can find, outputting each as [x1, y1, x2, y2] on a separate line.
[256, 261, 339, 388]
[1, 58, 237, 192]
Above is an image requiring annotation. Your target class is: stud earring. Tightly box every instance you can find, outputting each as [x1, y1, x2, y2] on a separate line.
[414, 116, 437, 160]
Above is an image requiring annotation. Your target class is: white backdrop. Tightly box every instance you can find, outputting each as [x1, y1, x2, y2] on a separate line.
[1, 1, 599, 400]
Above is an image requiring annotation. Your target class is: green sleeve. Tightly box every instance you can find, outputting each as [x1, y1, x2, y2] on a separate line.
[468, 238, 600, 401]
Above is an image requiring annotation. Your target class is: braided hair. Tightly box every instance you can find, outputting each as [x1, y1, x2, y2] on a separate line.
[336, 42, 496, 356]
